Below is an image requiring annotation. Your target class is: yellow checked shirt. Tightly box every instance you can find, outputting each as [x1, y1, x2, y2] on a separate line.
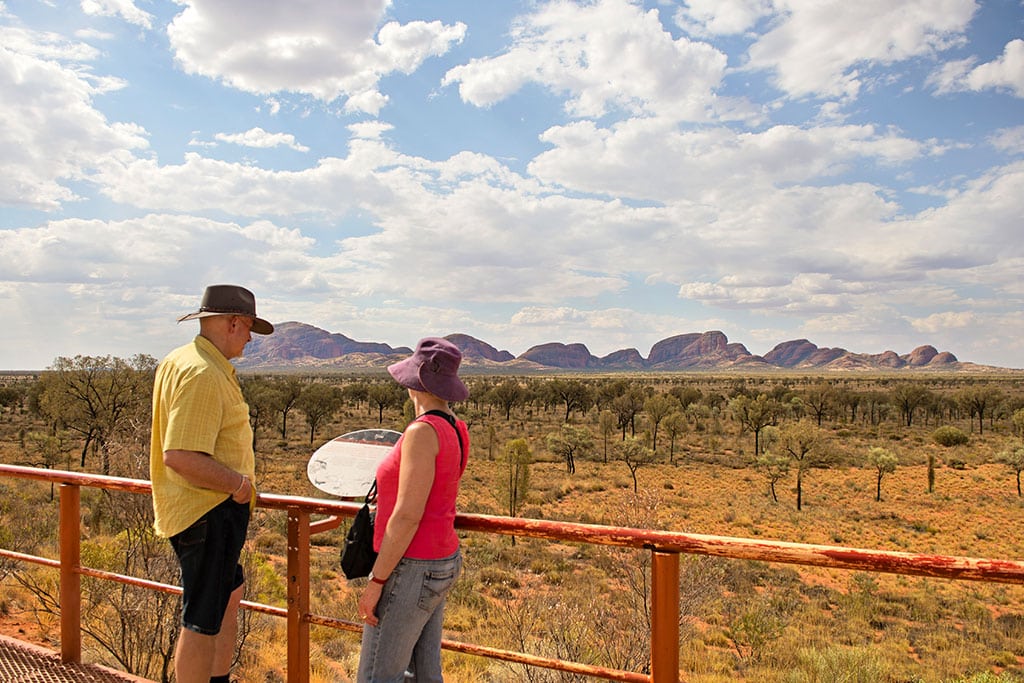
[150, 335, 256, 538]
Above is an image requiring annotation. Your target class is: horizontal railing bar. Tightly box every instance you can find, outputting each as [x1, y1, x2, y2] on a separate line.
[436, 636, 649, 683]
[7, 463, 1024, 586]
[9, 463, 1024, 682]
[303, 613, 647, 682]
[453, 512, 1024, 585]
[0, 548, 60, 569]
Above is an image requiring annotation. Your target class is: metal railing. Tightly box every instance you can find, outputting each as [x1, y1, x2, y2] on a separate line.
[4, 462, 1024, 682]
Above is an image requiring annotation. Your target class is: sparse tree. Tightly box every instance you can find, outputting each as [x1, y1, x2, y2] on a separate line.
[241, 377, 283, 452]
[295, 382, 343, 444]
[611, 388, 646, 438]
[755, 450, 790, 503]
[866, 446, 898, 502]
[271, 376, 305, 438]
[367, 382, 404, 424]
[661, 411, 686, 465]
[617, 435, 654, 493]
[545, 378, 593, 422]
[1000, 444, 1024, 496]
[500, 438, 532, 533]
[598, 409, 617, 463]
[23, 430, 73, 499]
[730, 394, 778, 455]
[643, 393, 678, 453]
[487, 380, 525, 420]
[546, 424, 593, 475]
[890, 383, 933, 427]
[1013, 408, 1024, 441]
[955, 385, 1003, 435]
[801, 383, 835, 427]
[778, 421, 826, 511]
[34, 354, 156, 473]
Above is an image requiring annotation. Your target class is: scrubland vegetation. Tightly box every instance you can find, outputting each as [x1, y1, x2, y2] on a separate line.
[3, 357, 1024, 682]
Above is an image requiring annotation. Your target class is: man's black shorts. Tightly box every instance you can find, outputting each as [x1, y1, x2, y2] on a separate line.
[170, 497, 250, 635]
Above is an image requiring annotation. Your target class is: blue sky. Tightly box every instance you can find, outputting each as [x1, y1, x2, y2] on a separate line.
[2, 0, 1023, 370]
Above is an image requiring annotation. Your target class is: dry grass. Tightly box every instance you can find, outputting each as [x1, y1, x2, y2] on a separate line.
[3, 373, 1024, 682]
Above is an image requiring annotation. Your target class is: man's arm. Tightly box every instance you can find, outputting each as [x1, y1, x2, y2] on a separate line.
[163, 450, 252, 503]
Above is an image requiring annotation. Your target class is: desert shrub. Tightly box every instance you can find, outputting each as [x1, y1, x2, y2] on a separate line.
[782, 645, 890, 682]
[949, 673, 1023, 683]
[933, 426, 969, 447]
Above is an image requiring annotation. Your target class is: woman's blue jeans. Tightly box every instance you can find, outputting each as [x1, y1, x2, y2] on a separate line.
[357, 549, 462, 683]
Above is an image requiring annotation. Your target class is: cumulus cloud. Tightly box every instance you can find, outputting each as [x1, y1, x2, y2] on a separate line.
[989, 126, 1024, 155]
[929, 39, 1024, 97]
[443, 0, 728, 122]
[80, 0, 153, 29]
[348, 121, 394, 140]
[0, 26, 148, 210]
[166, 0, 465, 115]
[674, 0, 774, 36]
[745, 0, 975, 100]
[0, 214, 316, 288]
[909, 310, 978, 333]
[528, 118, 924, 201]
[215, 127, 310, 152]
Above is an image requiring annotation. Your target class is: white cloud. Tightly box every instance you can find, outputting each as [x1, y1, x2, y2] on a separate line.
[215, 127, 310, 152]
[0, 26, 148, 210]
[443, 0, 728, 122]
[528, 118, 924, 201]
[80, 0, 153, 29]
[929, 39, 1024, 97]
[674, 0, 774, 36]
[348, 121, 394, 140]
[166, 0, 465, 115]
[0, 212, 336, 358]
[989, 126, 1024, 155]
[745, 0, 975, 100]
[908, 310, 977, 333]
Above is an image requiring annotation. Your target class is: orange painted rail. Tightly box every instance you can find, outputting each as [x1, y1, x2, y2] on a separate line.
[4, 463, 1024, 682]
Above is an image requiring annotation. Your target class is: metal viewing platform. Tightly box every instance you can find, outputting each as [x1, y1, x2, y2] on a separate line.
[0, 634, 151, 682]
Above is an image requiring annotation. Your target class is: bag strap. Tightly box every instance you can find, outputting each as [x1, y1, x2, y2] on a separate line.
[421, 409, 465, 470]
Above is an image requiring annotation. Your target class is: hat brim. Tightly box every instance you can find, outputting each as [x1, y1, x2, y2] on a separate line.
[388, 357, 469, 402]
[177, 311, 274, 335]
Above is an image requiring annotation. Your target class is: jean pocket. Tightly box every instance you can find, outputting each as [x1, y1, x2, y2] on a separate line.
[417, 567, 458, 612]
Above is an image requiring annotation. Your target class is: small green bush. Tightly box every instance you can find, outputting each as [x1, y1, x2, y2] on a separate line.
[932, 425, 969, 447]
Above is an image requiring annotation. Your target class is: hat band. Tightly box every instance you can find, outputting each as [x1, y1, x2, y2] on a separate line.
[199, 306, 256, 315]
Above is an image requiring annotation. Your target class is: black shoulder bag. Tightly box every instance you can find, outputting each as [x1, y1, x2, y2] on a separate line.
[340, 479, 377, 580]
[339, 412, 464, 580]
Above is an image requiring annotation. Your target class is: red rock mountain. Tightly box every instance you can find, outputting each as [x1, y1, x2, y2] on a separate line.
[236, 323, 981, 372]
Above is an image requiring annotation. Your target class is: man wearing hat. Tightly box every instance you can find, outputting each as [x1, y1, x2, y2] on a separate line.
[149, 285, 273, 683]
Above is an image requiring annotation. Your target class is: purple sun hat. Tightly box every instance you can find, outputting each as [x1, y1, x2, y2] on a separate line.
[387, 337, 469, 402]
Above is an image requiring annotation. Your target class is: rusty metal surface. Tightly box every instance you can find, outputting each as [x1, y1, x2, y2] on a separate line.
[0, 635, 151, 682]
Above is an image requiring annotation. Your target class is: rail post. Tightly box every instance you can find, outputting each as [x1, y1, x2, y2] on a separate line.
[59, 482, 81, 664]
[650, 550, 680, 683]
[287, 507, 311, 683]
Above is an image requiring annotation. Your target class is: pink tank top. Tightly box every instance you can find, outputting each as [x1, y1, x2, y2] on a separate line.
[372, 413, 469, 559]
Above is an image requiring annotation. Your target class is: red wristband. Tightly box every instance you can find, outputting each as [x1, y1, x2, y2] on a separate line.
[368, 572, 388, 585]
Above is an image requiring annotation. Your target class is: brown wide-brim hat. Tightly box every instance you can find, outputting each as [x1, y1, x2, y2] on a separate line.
[177, 284, 274, 335]
[388, 337, 469, 402]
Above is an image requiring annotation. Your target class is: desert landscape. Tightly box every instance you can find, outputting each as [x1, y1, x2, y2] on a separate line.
[2, 366, 1024, 682]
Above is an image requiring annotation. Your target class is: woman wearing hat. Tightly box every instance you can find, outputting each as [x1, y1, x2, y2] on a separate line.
[356, 337, 470, 682]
